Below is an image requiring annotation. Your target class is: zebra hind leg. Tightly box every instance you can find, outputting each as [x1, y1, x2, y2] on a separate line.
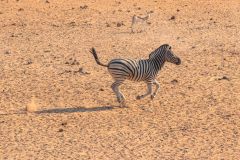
[151, 80, 160, 100]
[136, 83, 153, 100]
[111, 80, 126, 107]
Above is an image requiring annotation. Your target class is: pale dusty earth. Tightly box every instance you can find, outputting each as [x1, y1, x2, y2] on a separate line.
[0, 0, 240, 159]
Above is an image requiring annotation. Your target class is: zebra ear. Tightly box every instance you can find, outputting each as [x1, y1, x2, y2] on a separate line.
[169, 46, 171, 50]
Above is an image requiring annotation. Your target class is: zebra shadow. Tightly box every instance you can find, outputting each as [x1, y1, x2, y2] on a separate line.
[37, 106, 114, 114]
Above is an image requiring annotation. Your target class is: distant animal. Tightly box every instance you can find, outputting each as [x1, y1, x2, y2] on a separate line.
[90, 44, 181, 107]
[131, 13, 150, 33]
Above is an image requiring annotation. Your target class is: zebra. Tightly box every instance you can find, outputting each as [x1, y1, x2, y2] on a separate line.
[131, 13, 151, 33]
[90, 44, 181, 106]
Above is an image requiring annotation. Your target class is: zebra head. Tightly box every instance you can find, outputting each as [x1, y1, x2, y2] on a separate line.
[149, 44, 181, 65]
[163, 44, 181, 65]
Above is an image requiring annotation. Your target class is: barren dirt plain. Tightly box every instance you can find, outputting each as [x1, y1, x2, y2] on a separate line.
[0, 0, 240, 159]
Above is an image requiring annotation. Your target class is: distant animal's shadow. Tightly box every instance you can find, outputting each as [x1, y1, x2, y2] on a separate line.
[37, 106, 114, 114]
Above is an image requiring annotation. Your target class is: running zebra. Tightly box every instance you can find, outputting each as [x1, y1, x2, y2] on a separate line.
[90, 44, 181, 106]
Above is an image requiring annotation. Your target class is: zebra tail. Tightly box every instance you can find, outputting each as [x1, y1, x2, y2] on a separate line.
[90, 47, 108, 67]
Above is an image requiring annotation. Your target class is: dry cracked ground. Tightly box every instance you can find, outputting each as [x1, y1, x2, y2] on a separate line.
[0, 0, 240, 159]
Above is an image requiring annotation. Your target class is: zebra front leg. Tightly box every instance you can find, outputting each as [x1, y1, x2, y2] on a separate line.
[111, 81, 126, 106]
[151, 80, 160, 100]
[136, 83, 153, 100]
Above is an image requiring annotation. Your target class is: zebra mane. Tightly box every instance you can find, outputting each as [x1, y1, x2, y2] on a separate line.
[148, 44, 170, 59]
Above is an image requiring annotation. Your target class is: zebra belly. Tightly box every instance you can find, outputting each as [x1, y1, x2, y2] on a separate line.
[108, 59, 149, 81]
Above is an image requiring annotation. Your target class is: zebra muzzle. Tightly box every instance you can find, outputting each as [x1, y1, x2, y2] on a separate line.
[175, 58, 181, 65]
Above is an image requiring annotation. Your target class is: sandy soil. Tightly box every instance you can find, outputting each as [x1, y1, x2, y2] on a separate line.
[0, 0, 240, 159]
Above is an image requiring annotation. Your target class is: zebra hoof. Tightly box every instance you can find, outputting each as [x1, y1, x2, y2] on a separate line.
[117, 98, 122, 103]
[150, 95, 155, 100]
[136, 95, 142, 100]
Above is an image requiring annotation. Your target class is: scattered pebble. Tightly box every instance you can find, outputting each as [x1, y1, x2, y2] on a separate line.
[24, 59, 33, 65]
[209, 76, 230, 81]
[68, 21, 76, 27]
[45, 0, 50, 3]
[100, 88, 104, 91]
[80, 5, 88, 9]
[78, 67, 90, 75]
[106, 23, 111, 27]
[4, 50, 11, 55]
[18, 8, 24, 11]
[58, 129, 64, 132]
[61, 122, 67, 126]
[65, 58, 79, 65]
[171, 79, 178, 84]
[117, 22, 124, 27]
[218, 76, 230, 81]
[170, 16, 176, 20]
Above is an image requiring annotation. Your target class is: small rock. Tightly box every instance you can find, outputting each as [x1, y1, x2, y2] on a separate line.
[171, 79, 178, 84]
[116, 22, 124, 27]
[24, 59, 33, 65]
[106, 23, 111, 27]
[45, 0, 50, 3]
[100, 88, 104, 91]
[80, 5, 88, 9]
[58, 129, 64, 132]
[170, 16, 175, 20]
[218, 76, 230, 81]
[177, 9, 180, 12]
[18, 8, 24, 11]
[65, 58, 79, 65]
[4, 50, 11, 54]
[68, 21, 76, 26]
[78, 67, 90, 75]
[61, 122, 67, 126]
[209, 76, 230, 81]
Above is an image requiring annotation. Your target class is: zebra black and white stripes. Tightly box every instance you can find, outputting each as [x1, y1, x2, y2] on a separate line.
[90, 44, 181, 106]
